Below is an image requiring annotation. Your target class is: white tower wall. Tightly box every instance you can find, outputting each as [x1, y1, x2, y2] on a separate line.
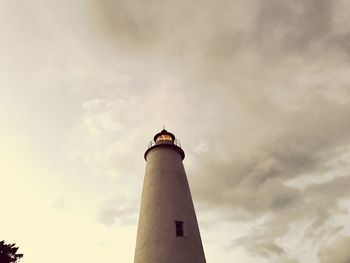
[134, 133, 206, 263]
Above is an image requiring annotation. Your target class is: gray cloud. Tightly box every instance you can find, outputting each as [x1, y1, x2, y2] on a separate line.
[191, 95, 350, 259]
[318, 236, 350, 263]
[85, 0, 350, 261]
[89, 0, 350, 62]
[193, 94, 350, 213]
[254, 0, 333, 53]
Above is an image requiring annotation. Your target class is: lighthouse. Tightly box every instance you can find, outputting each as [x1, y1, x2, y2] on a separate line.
[134, 129, 206, 263]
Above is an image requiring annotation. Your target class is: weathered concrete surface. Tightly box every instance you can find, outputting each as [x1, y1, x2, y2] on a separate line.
[134, 145, 206, 263]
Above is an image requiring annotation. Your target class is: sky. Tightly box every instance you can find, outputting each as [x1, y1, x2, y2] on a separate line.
[1, 0, 350, 262]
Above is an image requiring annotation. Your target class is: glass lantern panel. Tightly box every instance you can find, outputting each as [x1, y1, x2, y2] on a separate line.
[156, 134, 173, 142]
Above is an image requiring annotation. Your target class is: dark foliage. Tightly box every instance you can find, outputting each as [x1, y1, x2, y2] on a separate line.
[0, 241, 23, 263]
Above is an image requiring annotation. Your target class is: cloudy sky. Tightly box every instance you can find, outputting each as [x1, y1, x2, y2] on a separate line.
[1, 0, 350, 262]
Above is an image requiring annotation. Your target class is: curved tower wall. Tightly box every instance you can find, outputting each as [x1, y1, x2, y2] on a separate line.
[134, 137, 206, 263]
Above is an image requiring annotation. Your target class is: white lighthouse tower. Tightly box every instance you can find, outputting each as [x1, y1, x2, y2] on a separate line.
[134, 129, 206, 263]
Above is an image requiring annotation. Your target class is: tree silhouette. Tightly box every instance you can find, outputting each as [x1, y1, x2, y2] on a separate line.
[0, 241, 23, 263]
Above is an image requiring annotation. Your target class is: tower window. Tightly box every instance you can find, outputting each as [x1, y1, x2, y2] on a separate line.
[175, 221, 184, 237]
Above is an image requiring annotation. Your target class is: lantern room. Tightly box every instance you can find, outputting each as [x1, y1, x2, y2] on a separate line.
[154, 129, 175, 144]
[144, 129, 185, 160]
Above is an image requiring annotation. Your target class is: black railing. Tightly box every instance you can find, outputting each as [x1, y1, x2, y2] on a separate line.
[147, 138, 182, 149]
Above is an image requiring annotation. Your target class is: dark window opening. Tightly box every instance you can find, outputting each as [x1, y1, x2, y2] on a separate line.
[175, 221, 184, 237]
